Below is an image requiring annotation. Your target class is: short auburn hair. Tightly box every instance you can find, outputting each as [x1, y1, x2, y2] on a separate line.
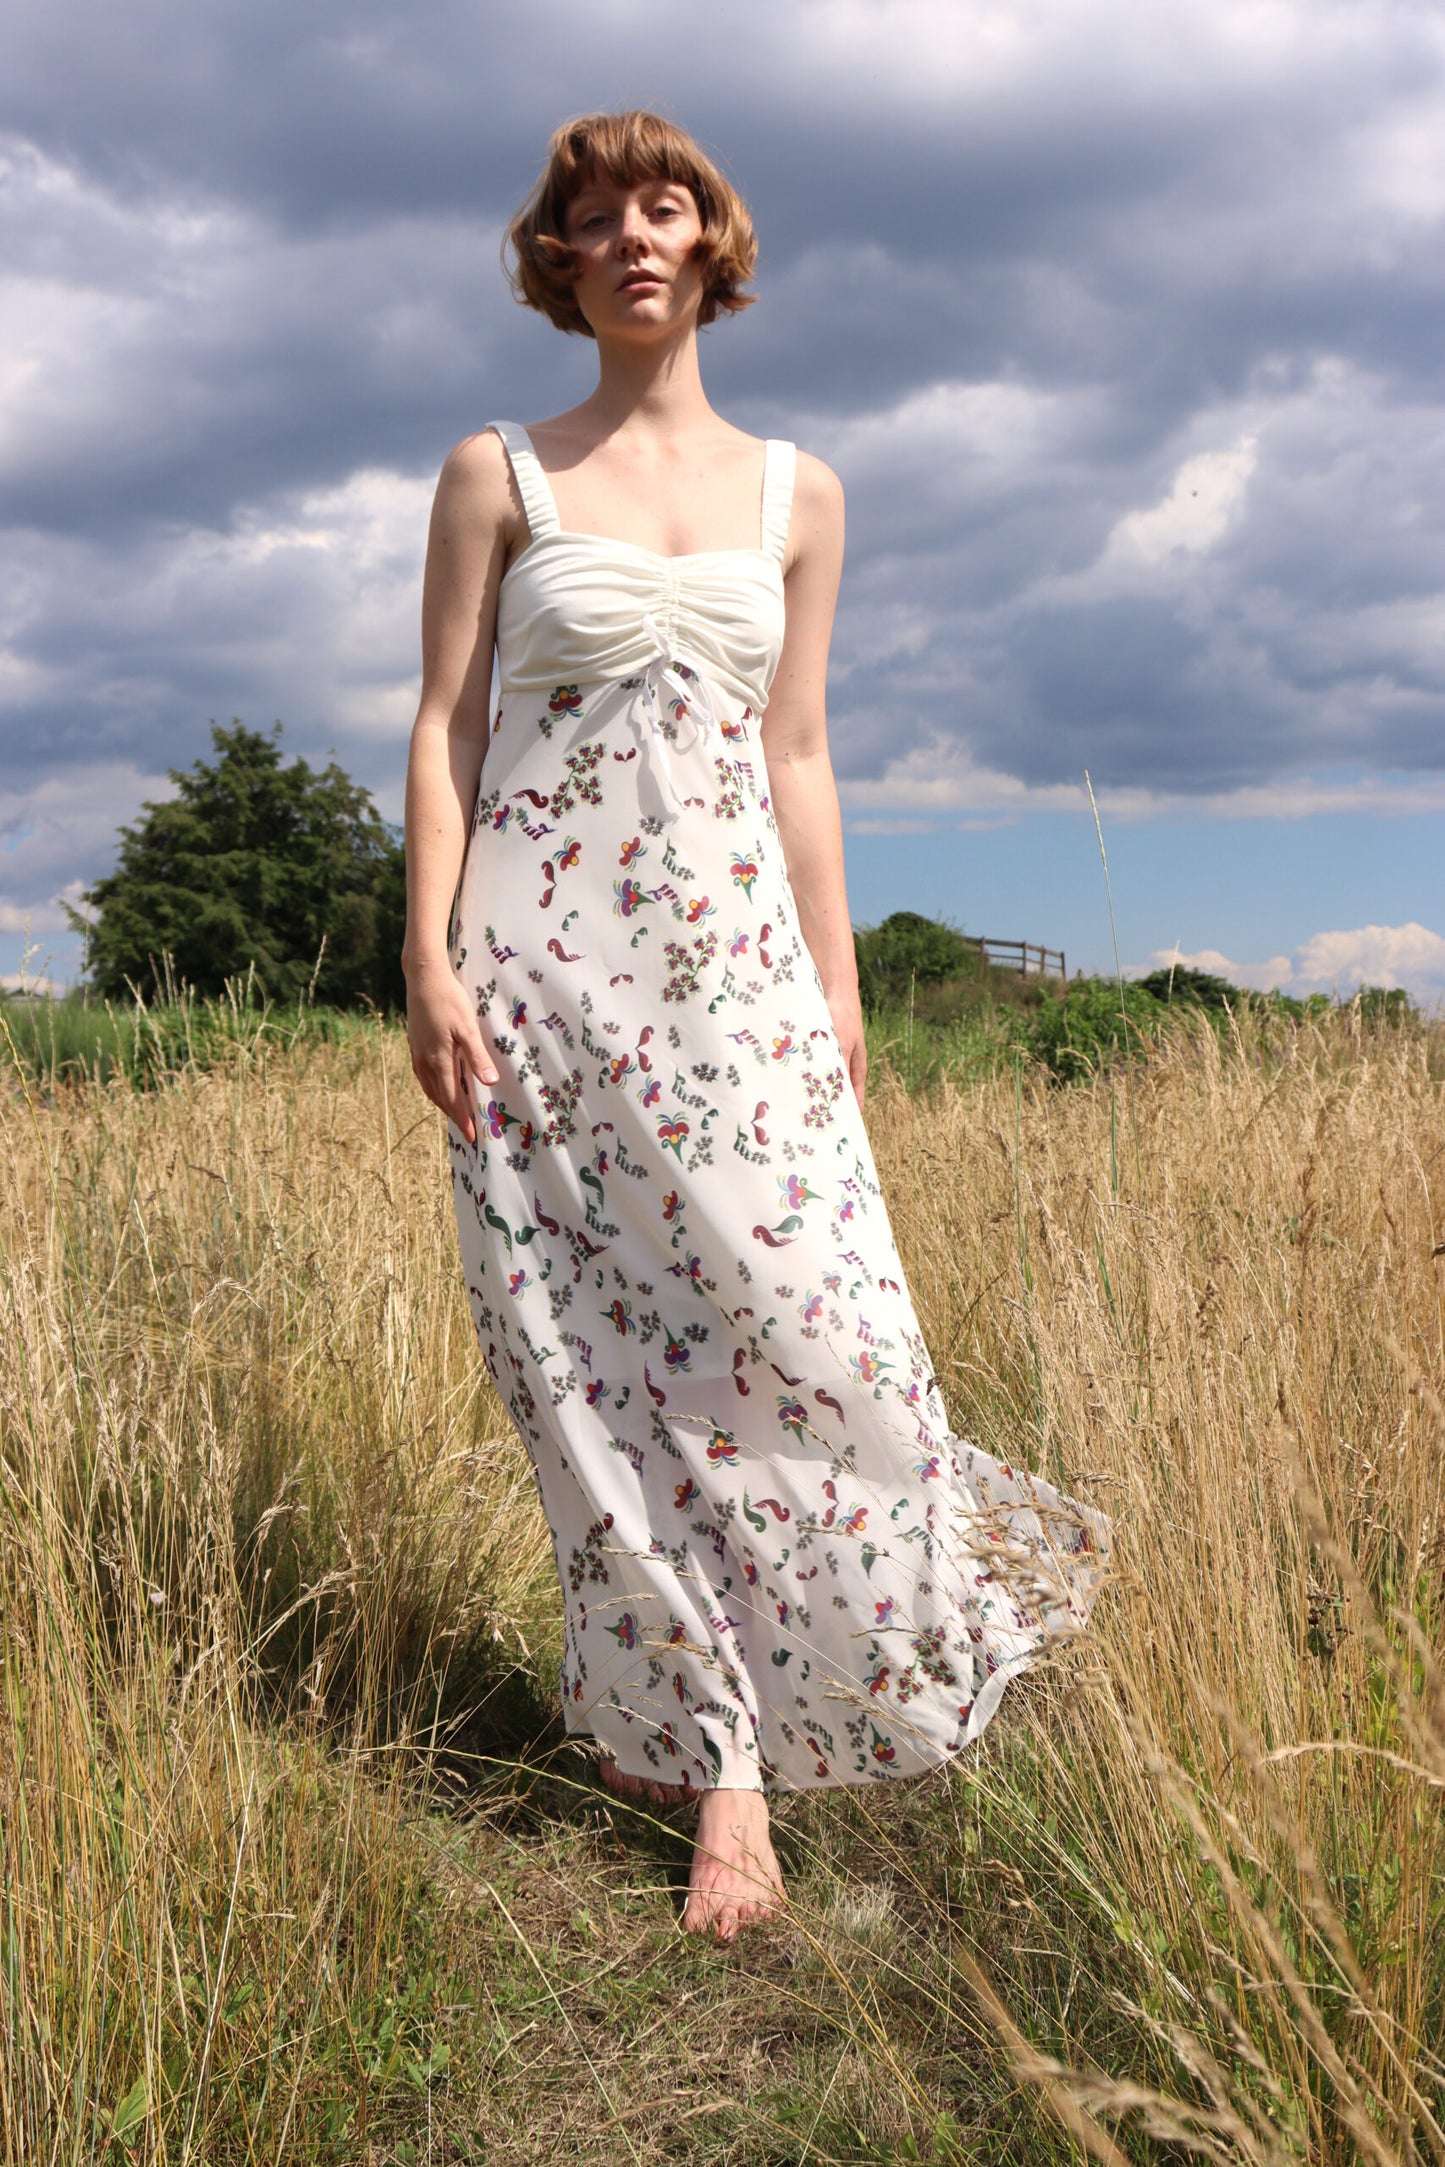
[504, 109, 758, 338]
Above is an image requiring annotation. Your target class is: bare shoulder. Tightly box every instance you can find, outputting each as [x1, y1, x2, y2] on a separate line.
[784, 448, 844, 581]
[430, 427, 524, 550]
[438, 426, 512, 505]
[793, 448, 844, 517]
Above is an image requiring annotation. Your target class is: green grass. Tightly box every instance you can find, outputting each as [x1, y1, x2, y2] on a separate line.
[1, 982, 383, 1088]
[3, 998, 1444, 2163]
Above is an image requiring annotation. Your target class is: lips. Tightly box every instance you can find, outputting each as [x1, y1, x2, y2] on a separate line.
[619, 272, 661, 291]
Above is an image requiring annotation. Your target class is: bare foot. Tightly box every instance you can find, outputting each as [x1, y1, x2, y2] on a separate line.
[596, 1755, 689, 1808]
[682, 1788, 785, 1942]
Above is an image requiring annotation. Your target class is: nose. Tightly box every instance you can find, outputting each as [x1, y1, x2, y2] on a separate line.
[616, 201, 648, 255]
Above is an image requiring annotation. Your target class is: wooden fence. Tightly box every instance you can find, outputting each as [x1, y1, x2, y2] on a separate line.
[966, 937, 1067, 981]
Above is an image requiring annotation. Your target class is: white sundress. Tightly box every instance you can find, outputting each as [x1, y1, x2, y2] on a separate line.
[447, 421, 1110, 1793]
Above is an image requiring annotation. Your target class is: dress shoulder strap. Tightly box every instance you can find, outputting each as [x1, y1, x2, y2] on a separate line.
[760, 439, 796, 564]
[486, 420, 562, 540]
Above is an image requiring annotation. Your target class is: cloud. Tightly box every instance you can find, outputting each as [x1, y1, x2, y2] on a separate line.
[1101, 436, 1258, 567]
[2, 0, 1444, 981]
[1141, 923, 1445, 1000]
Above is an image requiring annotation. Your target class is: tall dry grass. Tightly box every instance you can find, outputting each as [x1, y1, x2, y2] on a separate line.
[1, 1004, 1442, 2162]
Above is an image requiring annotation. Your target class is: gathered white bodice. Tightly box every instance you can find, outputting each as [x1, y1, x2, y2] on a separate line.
[488, 421, 794, 715]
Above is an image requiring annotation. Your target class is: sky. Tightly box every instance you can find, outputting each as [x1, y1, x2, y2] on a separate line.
[3, 0, 1443, 1000]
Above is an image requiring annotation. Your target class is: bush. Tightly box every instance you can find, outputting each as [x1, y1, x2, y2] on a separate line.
[854, 911, 982, 1013]
[1134, 963, 1241, 1011]
[1022, 975, 1169, 1081]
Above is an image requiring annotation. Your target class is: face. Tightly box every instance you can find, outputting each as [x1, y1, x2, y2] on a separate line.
[564, 174, 707, 339]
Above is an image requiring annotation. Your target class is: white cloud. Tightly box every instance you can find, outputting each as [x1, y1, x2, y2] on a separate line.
[1102, 435, 1258, 567]
[839, 747, 1445, 822]
[1141, 923, 1445, 1000]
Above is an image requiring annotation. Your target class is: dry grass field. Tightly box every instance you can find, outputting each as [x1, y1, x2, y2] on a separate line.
[2, 1003, 1443, 2165]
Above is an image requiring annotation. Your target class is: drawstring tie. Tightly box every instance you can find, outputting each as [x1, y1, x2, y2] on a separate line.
[637, 614, 719, 823]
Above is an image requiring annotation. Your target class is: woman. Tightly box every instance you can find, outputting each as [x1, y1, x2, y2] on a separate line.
[403, 110, 1109, 1943]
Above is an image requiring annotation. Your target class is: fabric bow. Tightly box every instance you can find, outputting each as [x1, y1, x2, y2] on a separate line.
[637, 614, 720, 823]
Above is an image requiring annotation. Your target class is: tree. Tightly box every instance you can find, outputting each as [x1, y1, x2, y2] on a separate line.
[1135, 964, 1242, 1011]
[71, 722, 407, 1008]
[853, 911, 979, 1012]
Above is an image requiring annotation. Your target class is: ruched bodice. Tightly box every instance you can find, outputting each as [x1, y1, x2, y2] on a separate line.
[490, 422, 792, 714]
[497, 534, 787, 712]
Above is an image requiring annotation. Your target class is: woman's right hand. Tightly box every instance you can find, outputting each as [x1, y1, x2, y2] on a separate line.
[404, 957, 498, 1145]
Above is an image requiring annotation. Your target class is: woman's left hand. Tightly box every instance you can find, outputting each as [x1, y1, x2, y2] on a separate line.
[827, 986, 868, 1109]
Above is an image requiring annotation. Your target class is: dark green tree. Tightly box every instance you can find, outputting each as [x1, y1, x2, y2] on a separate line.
[71, 722, 407, 1008]
[853, 910, 980, 1012]
[1135, 964, 1242, 1010]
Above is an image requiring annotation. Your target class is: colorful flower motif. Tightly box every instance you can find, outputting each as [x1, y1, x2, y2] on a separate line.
[870, 1725, 897, 1765]
[799, 1292, 824, 1323]
[548, 684, 583, 718]
[776, 1396, 807, 1440]
[584, 1379, 611, 1407]
[673, 1670, 694, 1704]
[674, 1478, 700, 1510]
[483, 1100, 513, 1139]
[852, 1350, 887, 1385]
[779, 1173, 821, 1211]
[914, 1453, 942, 1482]
[771, 1035, 795, 1062]
[706, 1430, 739, 1468]
[491, 804, 513, 832]
[685, 895, 715, 924]
[508, 1270, 531, 1296]
[656, 1115, 690, 1161]
[840, 1507, 869, 1536]
[619, 835, 645, 867]
[509, 997, 528, 1028]
[865, 1662, 891, 1696]
[515, 1120, 536, 1151]
[608, 1053, 636, 1087]
[557, 836, 582, 870]
[605, 1612, 640, 1649]
[604, 1299, 636, 1335]
[874, 1596, 898, 1626]
[662, 1331, 692, 1373]
[661, 1189, 682, 1221]
[614, 877, 648, 917]
[728, 929, 749, 957]
[640, 1077, 662, 1108]
[730, 854, 759, 900]
[655, 1720, 682, 1757]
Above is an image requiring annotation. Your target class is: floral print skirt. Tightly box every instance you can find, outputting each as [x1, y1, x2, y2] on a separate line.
[449, 670, 1110, 1792]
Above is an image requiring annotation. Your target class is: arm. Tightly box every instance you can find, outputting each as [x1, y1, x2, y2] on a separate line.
[402, 431, 519, 1142]
[759, 452, 867, 1106]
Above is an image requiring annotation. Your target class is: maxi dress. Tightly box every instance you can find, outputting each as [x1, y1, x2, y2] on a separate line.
[448, 422, 1110, 1793]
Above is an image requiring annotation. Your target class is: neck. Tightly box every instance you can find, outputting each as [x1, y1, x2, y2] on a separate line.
[579, 321, 716, 437]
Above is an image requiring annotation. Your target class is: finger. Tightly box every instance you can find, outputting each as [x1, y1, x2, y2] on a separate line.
[418, 1052, 472, 1140]
[452, 1052, 481, 1140]
[466, 1028, 499, 1087]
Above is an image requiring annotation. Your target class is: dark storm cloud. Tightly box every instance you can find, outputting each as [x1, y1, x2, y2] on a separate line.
[3, 0, 1445, 976]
